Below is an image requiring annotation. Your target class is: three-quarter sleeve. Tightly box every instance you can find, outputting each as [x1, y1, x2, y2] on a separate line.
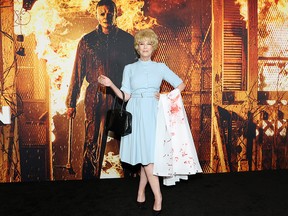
[120, 65, 132, 94]
[161, 63, 183, 88]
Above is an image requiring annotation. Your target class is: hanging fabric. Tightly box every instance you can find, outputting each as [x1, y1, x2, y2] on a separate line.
[154, 88, 202, 186]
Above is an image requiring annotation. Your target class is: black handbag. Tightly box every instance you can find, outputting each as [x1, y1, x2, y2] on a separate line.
[105, 91, 132, 136]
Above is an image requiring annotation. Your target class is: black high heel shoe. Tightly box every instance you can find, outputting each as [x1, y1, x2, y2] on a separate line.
[136, 201, 146, 209]
[152, 209, 162, 216]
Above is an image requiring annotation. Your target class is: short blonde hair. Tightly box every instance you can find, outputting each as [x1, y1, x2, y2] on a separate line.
[134, 29, 158, 52]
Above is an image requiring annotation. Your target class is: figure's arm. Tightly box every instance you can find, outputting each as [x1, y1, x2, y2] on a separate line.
[66, 40, 86, 118]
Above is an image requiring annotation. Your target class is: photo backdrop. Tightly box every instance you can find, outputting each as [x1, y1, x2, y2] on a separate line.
[0, 0, 288, 182]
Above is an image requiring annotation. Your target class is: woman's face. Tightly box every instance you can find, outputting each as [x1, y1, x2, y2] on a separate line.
[96, 5, 116, 31]
[138, 39, 153, 60]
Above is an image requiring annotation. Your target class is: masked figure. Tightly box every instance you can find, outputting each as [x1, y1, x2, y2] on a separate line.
[66, 0, 137, 179]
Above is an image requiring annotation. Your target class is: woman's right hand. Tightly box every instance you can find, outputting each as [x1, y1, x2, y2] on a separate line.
[98, 75, 123, 100]
[98, 75, 112, 87]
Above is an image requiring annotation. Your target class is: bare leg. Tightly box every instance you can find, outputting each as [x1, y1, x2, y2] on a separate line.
[143, 164, 162, 211]
[137, 166, 148, 202]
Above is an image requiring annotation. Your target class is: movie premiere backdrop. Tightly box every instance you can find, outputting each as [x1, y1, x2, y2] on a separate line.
[1, 0, 288, 182]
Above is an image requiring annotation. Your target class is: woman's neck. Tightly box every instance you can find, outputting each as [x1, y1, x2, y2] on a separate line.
[140, 57, 151, 61]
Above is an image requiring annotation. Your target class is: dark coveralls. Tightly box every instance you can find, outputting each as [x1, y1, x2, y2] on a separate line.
[66, 25, 137, 179]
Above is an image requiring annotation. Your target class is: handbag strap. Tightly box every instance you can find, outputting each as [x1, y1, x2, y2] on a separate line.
[120, 90, 125, 112]
[111, 90, 125, 111]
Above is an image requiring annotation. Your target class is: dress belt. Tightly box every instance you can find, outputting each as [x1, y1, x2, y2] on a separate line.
[131, 92, 157, 98]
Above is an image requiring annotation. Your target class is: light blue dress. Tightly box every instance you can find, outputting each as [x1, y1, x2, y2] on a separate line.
[120, 59, 183, 165]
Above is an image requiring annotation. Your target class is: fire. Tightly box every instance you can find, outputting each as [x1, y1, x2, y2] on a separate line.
[14, 0, 79, 117]
[116, 0, 158, 33]
[235, 0, 288, 91]
[101, 151, 124, 178]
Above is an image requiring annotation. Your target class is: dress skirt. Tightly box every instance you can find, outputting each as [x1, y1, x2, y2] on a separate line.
[120, 92, 158, 165]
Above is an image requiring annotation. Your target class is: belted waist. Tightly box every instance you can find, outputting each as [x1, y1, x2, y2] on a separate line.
[131, 92, 157, 98]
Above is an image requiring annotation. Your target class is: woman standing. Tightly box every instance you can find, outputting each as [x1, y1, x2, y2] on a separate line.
[98, 28, 185, 215]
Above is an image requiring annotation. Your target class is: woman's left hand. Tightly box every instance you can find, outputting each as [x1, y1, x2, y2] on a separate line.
[155, 92, 160, 100]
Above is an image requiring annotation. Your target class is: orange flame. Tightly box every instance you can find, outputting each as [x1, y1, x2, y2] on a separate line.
[101, 151, 124, 178]
[116, 0, 158, 33]
[235, 0, 288, 91]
